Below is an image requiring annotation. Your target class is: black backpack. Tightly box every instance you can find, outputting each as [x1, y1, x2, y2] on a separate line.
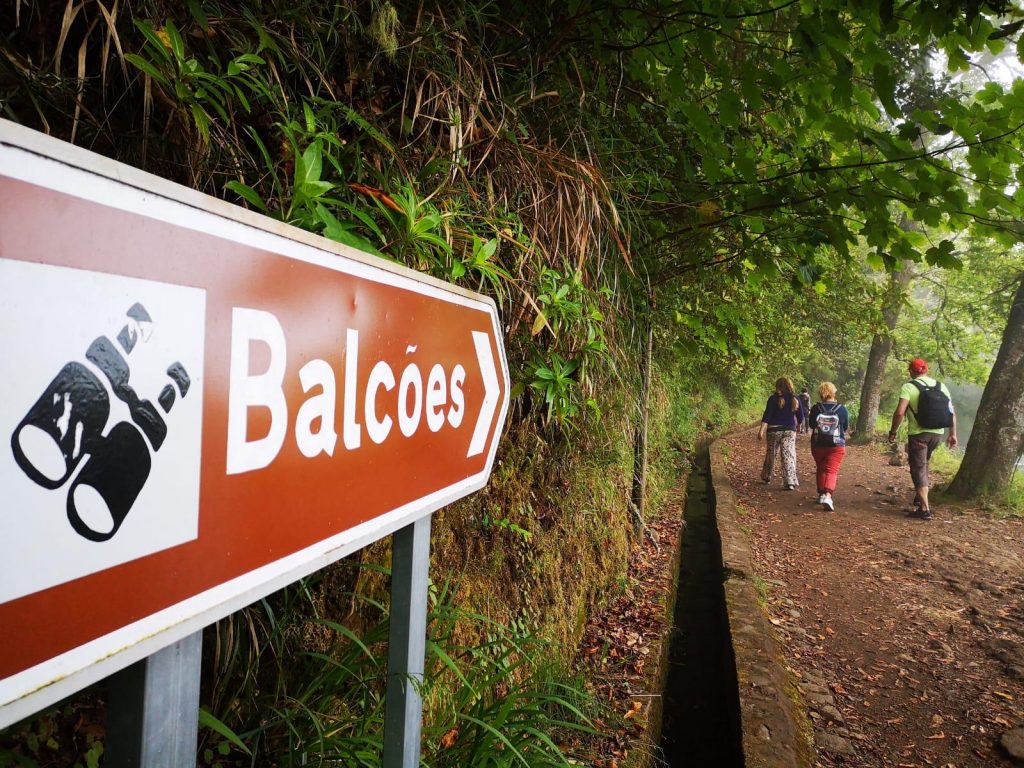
[909, 379, 953, 429]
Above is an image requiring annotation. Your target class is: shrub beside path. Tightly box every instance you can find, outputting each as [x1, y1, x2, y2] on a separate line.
[721, 429, 1024, 767]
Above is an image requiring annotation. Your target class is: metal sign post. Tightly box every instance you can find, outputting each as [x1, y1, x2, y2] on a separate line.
[106, 632, 203, 768]
[0, 119, 510, 763]
[383, 517, 432, 768]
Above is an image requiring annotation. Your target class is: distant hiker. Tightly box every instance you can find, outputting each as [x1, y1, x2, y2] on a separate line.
[888, 358, 958, 520]
[757, 377, 806, 490]
[808, 382, 850, 512]
[798, 387, 811, 433]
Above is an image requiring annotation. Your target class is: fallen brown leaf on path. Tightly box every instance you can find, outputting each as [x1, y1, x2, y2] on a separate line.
[440, 728, 459, 749]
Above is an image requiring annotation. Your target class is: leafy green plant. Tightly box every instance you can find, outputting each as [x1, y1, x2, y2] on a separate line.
[422, 584, 596, 768]
[125, 20, 268, 143]
[519, 269, 612, 429]
[0, 698, 104, 768]
[536, 269, 586, 337]
[451, 234, 512, 299]
[481, 512, 533, 542]
[359, 181, 453, 271]
[528, 353, 582, 425]
[187, 568, 595, 767]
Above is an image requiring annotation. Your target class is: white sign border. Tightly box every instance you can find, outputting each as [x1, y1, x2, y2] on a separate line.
[0, 119, 511, 730]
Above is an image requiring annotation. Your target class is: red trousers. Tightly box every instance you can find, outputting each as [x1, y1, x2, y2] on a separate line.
[810, 445, 846, 494]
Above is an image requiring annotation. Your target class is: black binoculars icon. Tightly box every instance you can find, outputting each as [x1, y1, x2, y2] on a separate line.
[11, 303, 190, 542]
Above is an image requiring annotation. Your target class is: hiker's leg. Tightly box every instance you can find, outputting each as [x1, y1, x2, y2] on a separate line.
[780, 430, 798, 487]
[763, 431, 783, 481]
[918, 484, 930, 510]
[907, 437, 923, 506]
[811, 445, 827, 494]
[762, 433, 775, 481]
[822, 446, 845, 494]
[907, 435, 934, 509]
[917, 434, 943, 510]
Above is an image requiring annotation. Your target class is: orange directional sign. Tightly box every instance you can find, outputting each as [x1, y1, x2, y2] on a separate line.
[0, 120, 509, 728]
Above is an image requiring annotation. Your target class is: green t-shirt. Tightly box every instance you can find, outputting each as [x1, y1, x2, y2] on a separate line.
[898, 376, 953, 435]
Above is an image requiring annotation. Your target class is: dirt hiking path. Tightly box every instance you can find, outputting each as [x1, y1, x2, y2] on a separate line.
[721, 429, 1024, 767]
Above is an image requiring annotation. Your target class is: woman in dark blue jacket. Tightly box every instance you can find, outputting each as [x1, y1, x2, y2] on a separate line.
[757, 377, 806, 489]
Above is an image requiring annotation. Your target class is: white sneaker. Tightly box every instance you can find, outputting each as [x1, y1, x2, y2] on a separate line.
[822, 494, 834, 512]
[817, 493, 826, 504]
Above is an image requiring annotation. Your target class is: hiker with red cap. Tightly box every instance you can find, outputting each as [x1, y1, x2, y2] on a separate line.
[888, 358, 958, 520]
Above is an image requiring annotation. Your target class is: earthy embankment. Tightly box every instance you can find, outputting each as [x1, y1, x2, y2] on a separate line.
[713, 429, 1024, 767]
[573, 475, 687, 768]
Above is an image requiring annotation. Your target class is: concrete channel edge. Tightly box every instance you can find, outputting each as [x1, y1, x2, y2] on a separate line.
[709, 439, 815, 768]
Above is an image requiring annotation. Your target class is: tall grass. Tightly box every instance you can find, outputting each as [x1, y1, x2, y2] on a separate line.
[194, 570, 596, 767]
[1005, 476, 1024, 518]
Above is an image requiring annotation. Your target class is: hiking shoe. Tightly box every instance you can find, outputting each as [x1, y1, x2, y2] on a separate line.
[783, 484, 795, 490]
[907, 507, 933, 520]
[822, 494, 834, 512]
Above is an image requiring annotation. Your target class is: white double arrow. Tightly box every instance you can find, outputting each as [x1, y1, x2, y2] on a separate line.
[467, 331, 500, 458]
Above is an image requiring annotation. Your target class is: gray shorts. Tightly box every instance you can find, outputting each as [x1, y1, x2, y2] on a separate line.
[908, 432, 943, 489]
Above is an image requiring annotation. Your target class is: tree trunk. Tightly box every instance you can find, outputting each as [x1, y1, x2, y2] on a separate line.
[946, 275, 1024, 498]
[853, 266, 913, 440]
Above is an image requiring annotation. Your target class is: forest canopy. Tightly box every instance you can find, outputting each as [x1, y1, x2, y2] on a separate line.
[3, 0, 1023, 405]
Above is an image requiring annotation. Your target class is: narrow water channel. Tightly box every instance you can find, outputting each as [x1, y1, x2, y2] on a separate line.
[659, 450, 744, 766]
